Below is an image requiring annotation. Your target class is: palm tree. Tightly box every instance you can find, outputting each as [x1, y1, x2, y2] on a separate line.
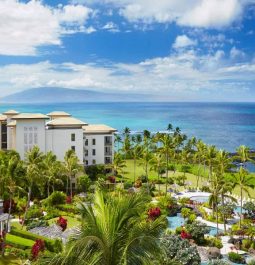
[23, 146, 44, 228]
[194, 140, 207, 189]
[205, 145, 217, 181]
[232, 167, 254, 227]
[111, 153, 126, 185]
[44, 152, 64, 197]
[140, 147, 153, 194]
[122, 127, 131, 159]
[158, 133, 175, 194]
[42, 189, 166, 265]
[149, 153, 165, 192]
[129, 144, 142, 184]
[114, 135, 122, 152]
[215, 150, 234, 232]
[64, 150, 82, 199]
[236, 145, 253, 168]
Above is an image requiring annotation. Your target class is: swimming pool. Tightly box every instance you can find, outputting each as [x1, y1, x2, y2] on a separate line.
[190, 196, 209, 203]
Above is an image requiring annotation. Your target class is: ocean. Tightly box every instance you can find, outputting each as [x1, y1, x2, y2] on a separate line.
[0, 102, 255, 152]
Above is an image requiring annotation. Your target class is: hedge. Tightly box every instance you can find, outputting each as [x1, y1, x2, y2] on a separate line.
[6, 234, 34, 250]
[10, 228, 62, 253]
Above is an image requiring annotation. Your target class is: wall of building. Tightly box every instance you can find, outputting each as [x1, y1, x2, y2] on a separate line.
[15, 120, 46, 159]
[84, 134, 114, 165]
[46, 128, 83, 162]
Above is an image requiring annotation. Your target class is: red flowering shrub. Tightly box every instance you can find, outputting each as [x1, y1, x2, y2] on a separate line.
[180, 229, 192, 239]
[57, 216, 67, 231]
[108, 176, 116, 183]
[66, 196, 72, 204]
[148, 207, 161, 220]
[31, 239, 45, 260]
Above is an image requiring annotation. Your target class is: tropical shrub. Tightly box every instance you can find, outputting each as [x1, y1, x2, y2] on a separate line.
[148, 207, 161, 220]
[107, 176, 116, 183]
[180, 228, 192, 239]
[66, 196, 72, 204]
[43, 207, 61, 220]
[5, 247, 30, 259]
[44, 191, 67, 206]
[160, 235, 201, 265]
[27, 220, 49, 230]
[158, 195, 178, 216]
[206, 237, 223, 249]
[185, 221, 210, 244]
[188, 213, 197, 223]
[181, 207, 192, 219]
[244, 202, 255, 217]
[26, 205, 43, 220]
[76, 174, 91, 192]
[31, 239, 45, 260]
[86, 164, 105, 181]
[57, 216, 67, 231]
[123, 181, 133, 189]
[3, 199, 16, 213]
[228, 252, 245, 264]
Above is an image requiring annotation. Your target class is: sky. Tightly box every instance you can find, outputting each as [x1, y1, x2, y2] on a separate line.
[0, 0, 255, 101]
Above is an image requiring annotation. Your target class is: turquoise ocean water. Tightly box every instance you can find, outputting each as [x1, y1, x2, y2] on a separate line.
[0, 102, 254, 153]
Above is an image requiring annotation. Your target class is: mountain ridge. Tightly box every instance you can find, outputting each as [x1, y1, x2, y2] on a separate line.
[1, 87, 154, 103]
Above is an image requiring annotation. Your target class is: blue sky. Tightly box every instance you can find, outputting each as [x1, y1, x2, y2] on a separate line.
[0, 0, 255, 101]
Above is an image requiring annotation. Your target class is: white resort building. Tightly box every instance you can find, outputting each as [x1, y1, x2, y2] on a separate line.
[0, 110, 116, 166]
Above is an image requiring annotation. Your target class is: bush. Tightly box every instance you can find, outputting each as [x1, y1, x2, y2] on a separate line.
[5, 247, 30, 259]
[160, 234, 201, 265]
[86, 164, 105, 181]
[181, 208, 192, 219]
[44, 191, 66, 206]
[26, 220, 49, 230]
[26, 205, 43, 220]
[242, 238, 252, 250]
[123, 181, 133, 189]
[185, 221, 210, 244]
[77, 174, 91, 192]
[175, 226, 182, 235]
[10, 228, 62, 253]
[206, 237, 223, 249]
[56, 204, 79, 214]
[6, 234, 35, 250]
[228, 252, 245, 264]
[43, 207, 61, 220]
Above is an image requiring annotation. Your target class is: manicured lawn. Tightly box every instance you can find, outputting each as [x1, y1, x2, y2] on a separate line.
[6, 234, 34, 248]
[48, 215, 80, 228]
[0, 255, 22, 265]
[124, 159, 255, 198]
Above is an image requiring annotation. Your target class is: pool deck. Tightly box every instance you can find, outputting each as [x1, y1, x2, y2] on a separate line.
[173, 191, 211, 199]
[196, 216, 232, 231]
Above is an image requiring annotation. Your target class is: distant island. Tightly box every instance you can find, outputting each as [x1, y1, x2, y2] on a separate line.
[1, 87, 154, 103]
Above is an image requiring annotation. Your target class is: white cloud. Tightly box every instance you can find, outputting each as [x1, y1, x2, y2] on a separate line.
[0, 49, 254, 101]
[73, 0, 253, 28]
[0, 0, 93, 56]
[230, 46, 246, 59]
[102, 22, 120, 32]
[173, 35, 197, 49]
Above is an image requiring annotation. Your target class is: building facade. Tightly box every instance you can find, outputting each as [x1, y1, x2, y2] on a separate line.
[0, 110, 116, 166]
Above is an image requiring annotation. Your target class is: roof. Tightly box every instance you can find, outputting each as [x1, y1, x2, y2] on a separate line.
[47, 111, 71, 117]
[0, 115, 7, 121]
[83, 124, 117, 133]
[47, 117, 87, 127]
[3, 110, 19, 115]
[12, 113, 49, 120]
[7, 120, 16, 127]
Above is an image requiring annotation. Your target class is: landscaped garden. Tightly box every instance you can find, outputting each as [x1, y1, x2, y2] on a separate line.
[0, 124, 255, 264]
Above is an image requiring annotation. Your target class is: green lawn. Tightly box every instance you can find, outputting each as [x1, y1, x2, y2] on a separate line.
[48, 215, 80, 228]
[6, 234, 34, 248]
[123, 159, 255, 198]
[0, 255, 22, 265]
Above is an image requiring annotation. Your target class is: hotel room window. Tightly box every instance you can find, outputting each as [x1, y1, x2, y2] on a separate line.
[71, 146, 75, 151]
[92, 139, 96, 145]
[92, 159, 96, 165]
[85, 160, 88, 165]
[92, 149, 96, 156]
[85, 139, 88, 146]
[71, 133, 75, 141]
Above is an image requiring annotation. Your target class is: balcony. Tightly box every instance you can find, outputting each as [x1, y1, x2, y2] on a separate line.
[104, 137, 112, 146]
[104, 150, 112, 156]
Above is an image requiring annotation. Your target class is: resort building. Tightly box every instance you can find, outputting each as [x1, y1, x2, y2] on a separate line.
[0, 110, 117, 166]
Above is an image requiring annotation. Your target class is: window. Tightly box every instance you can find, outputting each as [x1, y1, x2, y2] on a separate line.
[71, 146, 76, 151]
[92, 139, 96, 145]
[84, 149, 88, 156]
[92, 159, 96, 165]
[92, 149, 96, 156]
[71, 133, 75, 141]
[85, 139, 88, 146]
[85, 160, 88, 166]
[24, 126, 38, 153]
[105, 136, 112, 145]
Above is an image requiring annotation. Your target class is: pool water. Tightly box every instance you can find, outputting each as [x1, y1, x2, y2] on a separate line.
[167, 215, 223, 235]
[190, 196, 209, 203]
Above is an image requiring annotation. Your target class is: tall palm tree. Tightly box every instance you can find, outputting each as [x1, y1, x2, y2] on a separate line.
[140, 147, 153, 194]
[149, 153, 165, 192]
[194, 140, 207, 188]
[130, 144, 142, 184]
[232, 167, 254, 227]
[23, 146, 44, 228]
[205, 145, 217, 181]
[42, 189, 166, 265]
[111, 153, 126, 185]
[122, 127, 131, 159]
[158, 133, 175, 194]
[114, 135, 122, 152]
[44, 152, 64, 197]
[236, 145, 253, 168]
[64, 150, 82, 199]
